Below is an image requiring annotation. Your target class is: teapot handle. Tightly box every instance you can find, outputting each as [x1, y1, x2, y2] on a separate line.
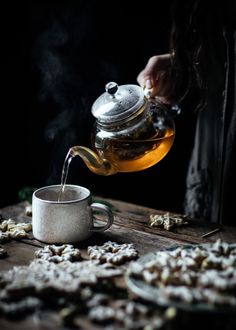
[144, 86, 181, 119]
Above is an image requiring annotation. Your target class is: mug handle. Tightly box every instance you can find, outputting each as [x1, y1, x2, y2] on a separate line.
[90, 202, 113, 232]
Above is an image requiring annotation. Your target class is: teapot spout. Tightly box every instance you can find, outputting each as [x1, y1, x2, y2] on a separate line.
[70, 146, 118, 176]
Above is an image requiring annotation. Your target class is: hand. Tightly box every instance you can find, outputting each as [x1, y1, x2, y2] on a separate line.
[137, 53, 173, 103]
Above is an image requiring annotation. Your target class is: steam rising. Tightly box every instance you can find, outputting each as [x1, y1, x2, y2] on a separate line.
[31, 1, 118, 184]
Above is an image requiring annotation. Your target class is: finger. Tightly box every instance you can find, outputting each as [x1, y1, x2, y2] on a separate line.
[137, 71, 152, 88]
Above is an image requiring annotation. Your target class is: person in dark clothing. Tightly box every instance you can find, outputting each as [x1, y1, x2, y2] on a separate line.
[137, 0, 236, 225]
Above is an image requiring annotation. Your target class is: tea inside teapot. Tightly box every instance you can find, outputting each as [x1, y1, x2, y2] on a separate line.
[60, 82, 178, 185]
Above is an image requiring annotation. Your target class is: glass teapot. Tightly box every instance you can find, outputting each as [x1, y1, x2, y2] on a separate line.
[69, 81, 180, 175]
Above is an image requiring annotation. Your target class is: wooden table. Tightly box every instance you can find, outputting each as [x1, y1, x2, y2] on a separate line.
[1, 198, 236, 329]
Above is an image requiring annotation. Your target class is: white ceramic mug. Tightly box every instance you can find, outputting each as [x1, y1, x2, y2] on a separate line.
[32, 184, 113, 244]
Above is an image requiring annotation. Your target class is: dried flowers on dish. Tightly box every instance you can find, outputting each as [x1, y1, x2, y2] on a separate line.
[127, 239, 236, 309]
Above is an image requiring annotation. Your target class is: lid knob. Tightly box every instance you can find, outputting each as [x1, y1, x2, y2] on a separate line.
[105, 82, 118, 96]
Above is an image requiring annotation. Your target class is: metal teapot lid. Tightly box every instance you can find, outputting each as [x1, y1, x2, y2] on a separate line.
[91, 82, 145, 124]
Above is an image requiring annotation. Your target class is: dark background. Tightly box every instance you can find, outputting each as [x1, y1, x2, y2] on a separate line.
[1, 0, 195, 213]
